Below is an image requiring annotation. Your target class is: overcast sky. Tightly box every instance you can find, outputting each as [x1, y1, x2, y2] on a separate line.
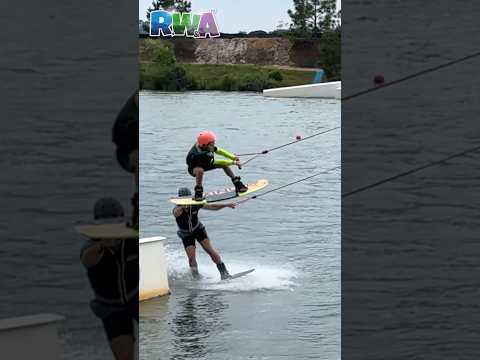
[138, 0, 341, 33]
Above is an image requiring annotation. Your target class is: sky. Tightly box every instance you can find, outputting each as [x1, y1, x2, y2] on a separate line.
[138, 0, 341, 33]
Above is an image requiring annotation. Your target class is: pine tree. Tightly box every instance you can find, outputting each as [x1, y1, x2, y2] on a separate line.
[174, 0, 191, 13]
[318, 0, 337, 32]
[146, 0, 192, 20]
[288, 0, 338, 36]
[288, 0, 314, 34]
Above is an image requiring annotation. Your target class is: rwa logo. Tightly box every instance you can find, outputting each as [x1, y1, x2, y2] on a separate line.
[150, 10, 220, 38]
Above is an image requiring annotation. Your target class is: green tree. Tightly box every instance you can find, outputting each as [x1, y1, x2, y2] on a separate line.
[174, 0, 191, 13]
[288, 0, 314, 34]
[318, 0, 337, 32]
[140, 40, 192, 91]
[146, 0, 192, 20]
[288, 0, 339, 36]
[145, 40, 176, 66]
[318, 27, 341, 79]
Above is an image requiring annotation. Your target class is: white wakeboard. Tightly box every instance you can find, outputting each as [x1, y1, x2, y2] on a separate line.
[225, 268, 255, 280]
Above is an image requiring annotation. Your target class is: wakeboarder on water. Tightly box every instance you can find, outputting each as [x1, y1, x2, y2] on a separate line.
[173, 187, 236, 280]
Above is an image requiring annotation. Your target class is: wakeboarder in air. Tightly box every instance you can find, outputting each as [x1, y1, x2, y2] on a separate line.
[186, 130, 248, 201]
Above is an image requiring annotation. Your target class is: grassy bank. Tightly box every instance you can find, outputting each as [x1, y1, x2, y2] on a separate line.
[140, 62, 317, 92]
[139, 40, 318, 92]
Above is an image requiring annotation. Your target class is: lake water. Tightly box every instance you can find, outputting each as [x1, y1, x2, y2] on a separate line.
[139, 91, 340, 360]
[0, 1, 138, 358]
[342, 0, 480, 357]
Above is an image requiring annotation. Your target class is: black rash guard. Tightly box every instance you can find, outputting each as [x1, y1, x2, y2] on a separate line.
[174, 205, 204, 233]
[186, 144, 215, 174]
[81, 239, 139, 318]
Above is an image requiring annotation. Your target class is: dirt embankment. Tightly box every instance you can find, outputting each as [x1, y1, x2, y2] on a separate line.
[139, 37, 322, 68]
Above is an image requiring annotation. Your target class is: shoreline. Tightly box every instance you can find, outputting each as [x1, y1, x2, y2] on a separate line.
[140, 62, 323, 92]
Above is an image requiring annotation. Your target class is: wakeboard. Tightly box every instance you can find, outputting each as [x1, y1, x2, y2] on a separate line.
[74, 223, 138, 240]
[226, 268, 255, 280]
[170, 179, 268, 205]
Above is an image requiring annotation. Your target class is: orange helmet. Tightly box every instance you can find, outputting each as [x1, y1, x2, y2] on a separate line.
[197, 130, 216, 146]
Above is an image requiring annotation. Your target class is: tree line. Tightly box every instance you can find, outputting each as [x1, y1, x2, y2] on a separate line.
[144, 0, 340, 38]
[142, 1, 340, 79]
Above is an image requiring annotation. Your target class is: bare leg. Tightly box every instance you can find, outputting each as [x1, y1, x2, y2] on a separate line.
[199, 238, 222, 264]
[110, 335, 135, 360]
[220, 165, 247, 192]
[201, 238, 231, 279]
[185, 245, 198, 268]
[192, 167, 204, 187]
[185, 245, 200, 279]
[220, 165, 235, 179]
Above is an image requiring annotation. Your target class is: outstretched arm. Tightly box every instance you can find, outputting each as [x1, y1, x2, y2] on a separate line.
[215, 146, 237, 160]
[213, 158, 235, 166]
[213, 147, 242, 167]
[203, 203, 236, 210]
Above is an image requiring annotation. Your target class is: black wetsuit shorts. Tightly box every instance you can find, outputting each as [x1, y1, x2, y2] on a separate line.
[101, 301, 138, 341]
[186, 144, 216, 176]
[177, 226, 208, 248]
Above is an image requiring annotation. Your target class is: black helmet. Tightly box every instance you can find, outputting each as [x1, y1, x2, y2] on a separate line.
[93, 198, 125, 220]
[178, 187, 192, 197]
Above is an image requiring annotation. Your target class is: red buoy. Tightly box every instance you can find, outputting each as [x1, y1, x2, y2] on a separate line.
[374, 74, 385, 86]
